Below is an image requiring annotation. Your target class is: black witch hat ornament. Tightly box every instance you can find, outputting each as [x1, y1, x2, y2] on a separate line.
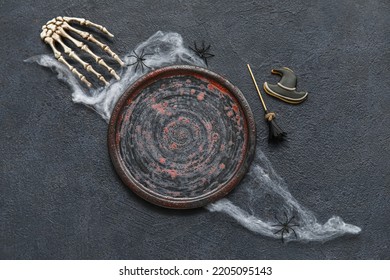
[247, 64, 286, 142]
[263, 67, 308, 104]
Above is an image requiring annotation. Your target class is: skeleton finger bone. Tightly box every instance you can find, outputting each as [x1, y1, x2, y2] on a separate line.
[43, 36, 92, 87]
[53, 31, 108, 85]
[63, 23, 124, 67]
[63, 17, 114, 37]
[40, 16, 123, 87]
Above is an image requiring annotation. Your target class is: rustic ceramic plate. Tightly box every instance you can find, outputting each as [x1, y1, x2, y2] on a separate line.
[108, 65, 256, 209]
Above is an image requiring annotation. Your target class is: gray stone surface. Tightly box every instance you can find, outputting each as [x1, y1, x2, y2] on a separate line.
[0, 0, 389, 259]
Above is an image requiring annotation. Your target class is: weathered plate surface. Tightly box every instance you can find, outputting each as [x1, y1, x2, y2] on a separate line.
[108, 65, 256, 209]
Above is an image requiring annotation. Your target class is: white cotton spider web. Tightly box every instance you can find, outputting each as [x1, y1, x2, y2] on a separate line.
[206, 149, 361, 242]
[25, 31, 361, 243]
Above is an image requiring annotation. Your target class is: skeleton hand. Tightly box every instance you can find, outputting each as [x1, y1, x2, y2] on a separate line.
[40, 16, 124, 88]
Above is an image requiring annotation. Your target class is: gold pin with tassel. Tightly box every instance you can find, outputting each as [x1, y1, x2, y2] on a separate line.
[247, 64, 286, 142]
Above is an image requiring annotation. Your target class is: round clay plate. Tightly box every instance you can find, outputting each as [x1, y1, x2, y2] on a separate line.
[108, 65, 256, 209]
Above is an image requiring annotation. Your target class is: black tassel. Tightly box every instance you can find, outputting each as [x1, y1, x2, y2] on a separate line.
[265, 112, 286, 142]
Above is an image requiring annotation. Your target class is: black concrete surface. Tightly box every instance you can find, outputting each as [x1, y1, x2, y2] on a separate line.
[1, 0, 389, 259]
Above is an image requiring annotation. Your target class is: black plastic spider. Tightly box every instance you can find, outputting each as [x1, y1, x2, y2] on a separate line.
[189, 41, 215, 66]
[128, 49, 152, 72]
[273, 212, 299, 243]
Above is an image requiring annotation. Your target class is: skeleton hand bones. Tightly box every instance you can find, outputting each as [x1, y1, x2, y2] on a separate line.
[40, 16, 124, 87]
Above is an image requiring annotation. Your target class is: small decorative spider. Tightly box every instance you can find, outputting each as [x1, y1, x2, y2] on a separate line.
[128, 49, 152, 72]
[189, 41, 215, 66]
[273, 212, 299, 243]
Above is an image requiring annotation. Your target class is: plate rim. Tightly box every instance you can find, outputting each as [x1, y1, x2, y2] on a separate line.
[108, 65, 256, 209]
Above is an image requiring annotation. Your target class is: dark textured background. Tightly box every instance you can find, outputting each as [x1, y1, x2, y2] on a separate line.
[1, 0, 389, 259]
